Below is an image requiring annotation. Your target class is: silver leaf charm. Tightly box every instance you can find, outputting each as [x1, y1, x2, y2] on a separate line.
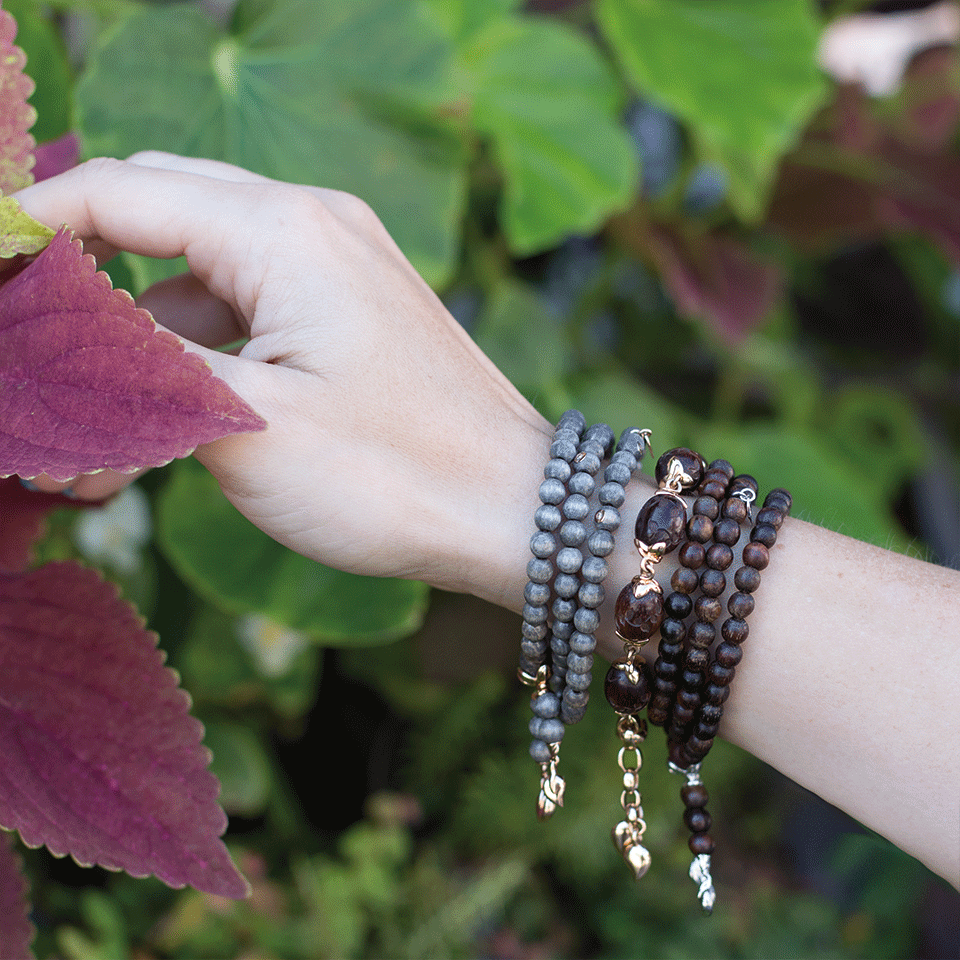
[689, 853, 716, 913]
[611, 820, 652, 880]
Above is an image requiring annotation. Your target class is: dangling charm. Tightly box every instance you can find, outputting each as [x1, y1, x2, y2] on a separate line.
[526, 665, 566, 819]
[669, 761, 716, 913]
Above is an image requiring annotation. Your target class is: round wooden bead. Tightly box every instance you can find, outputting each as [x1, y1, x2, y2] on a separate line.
[655, 447, 706, 489]
[694, 596, 722, 623]
[756, 506, 783, 529]
[729, 474, 758, 498]
[715, 641, 743, 667]
[699, 478, 727, 501]
[665, 591, 693, 619]
[604, 659, 652, 714]
[687, 514, 714, 544]
[721, 496, 748, 523]
[681, 783, 709, 807]
[708, 458, 735, 480]
[689, 833, 715, 855]
[679, 541, 706, 569]
[615, 581, 664, 641]
[672, 704, 695, 725]
[677, 687, 701, 709]
[706, 543, 734, 570]
[699, 569, 726, 597]
[704, 683, 730, 705]
[687, 621, 715, 648]
[684, 647, 710, 670]
[751, 522, 778, 547]
[635, 493, 688, 551]
[765, 488, 793, 511]
[659, 618, 686, 643]
[721, 618, 749, 643]
[700, 704, 722, 725]
[683, 808, 712, 833]
[672, 566, 699, 593]
[734, 566, 762, 593]
[693, 495, 720, 520]
[743, 541, 770, 570]
[713, 518, 741, 545]
[709, 663, 736, 685]
[727, 591, 755, 618]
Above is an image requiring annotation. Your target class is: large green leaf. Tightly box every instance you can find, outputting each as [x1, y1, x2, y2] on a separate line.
[74, 0, 466, 288]
[463, 14, 637, 253]
[156, 459, 429, 644]
[597, 0, 828, 220]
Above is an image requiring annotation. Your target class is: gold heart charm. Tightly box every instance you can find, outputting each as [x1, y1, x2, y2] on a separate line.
[611, 820, 652, 880]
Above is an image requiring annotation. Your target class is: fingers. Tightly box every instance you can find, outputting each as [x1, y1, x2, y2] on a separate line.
[136, 272, 246, 347]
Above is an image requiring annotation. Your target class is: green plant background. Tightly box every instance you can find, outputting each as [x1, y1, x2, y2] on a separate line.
[17, 0, 959, 957]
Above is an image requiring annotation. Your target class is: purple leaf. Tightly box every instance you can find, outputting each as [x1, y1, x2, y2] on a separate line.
[0, 561, 249, 898]
[0, 2, 35, 193]
[0, 477, 80, 572]
[0, 831, 32, 960]
[0, 228, 266, 482]
[32, 133, 80, 183]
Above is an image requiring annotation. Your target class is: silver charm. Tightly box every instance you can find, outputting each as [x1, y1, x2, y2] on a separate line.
[690, 854, 716, 914]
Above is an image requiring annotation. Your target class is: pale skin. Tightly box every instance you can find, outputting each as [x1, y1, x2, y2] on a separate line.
[15, 153, 960, 888]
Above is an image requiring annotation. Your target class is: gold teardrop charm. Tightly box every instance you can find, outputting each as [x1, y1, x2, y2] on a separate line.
[611, 820, 651, 880]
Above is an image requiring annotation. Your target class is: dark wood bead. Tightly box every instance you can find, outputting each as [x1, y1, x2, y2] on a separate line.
[681, 668, 704, 689]
[727, 591, 755, 618]
[677, 687, 701, 709]
[653, 677, 677, 698]
[681, 783, 709, 807]
[684, 646, 710, 671]
[692, 495, 720, 520]
[604, 659, 652, 714]
[729, 474, 758, 498]
[659, 617, 686, 643]
[657, 640, 683, 661]
[751, 522, 778, 547]
[721, 496, 748, 523]
[707, 459, 735, 480]
[743, 541, 770, 570]
[615, 581, 664, 640]
[704, 683, 730, 705]
[687, 514, 714, 544]
[672, 703, 695, 725]
[715, 641, 743, 667]
[689, 833, 715, 855]
[667, 740, 688, 768]
[688, 621, 715, 648]
[679, 541, 705, 569]
[694, 595, 722, 622]
[699, 477, 728, 501]
[734, 566, 762, 593]
[699, 569, 726, 597]
[706, 543, 734, 570]
[672, 565, 699, 594]
[665, 591, 693, 619]
[647, 701, 669, 726]
[656, 659, 678, 681]
[656, 447, 706, 489]
[709, 662, 736, 685]
[721, 617, 749, 643]
[685, 737, 713, 761]
[713, 518, 741, 545]
[635, 493, 688, 551]
[765, 488, 792, 511]
[700, 704, 722, 725]
[683, 807, 712, 833]
[756, 506, 783, 529]
[695, 720, 720, 739]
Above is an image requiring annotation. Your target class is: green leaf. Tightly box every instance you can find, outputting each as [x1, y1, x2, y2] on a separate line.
[597, 0, 828, 220]
[203, 722, 272, 817]
[156, 459, 429, 644]
[0, 195, 54, 255]
[464, 14, 637, 253]
[75, 0, 467, 288]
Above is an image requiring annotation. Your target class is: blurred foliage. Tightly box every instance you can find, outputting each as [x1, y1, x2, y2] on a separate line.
[16, 0, 959, 956]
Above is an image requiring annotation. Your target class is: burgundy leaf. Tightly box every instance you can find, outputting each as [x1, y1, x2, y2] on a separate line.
[0, 2, 35, 193]
[897, 44, 960, 153]
[32, 133, 80, 183]
[0, 561, 249, 898]
[0, 831, 32, 959]
[0, 477, 81, 572]
[0, 228, 265, 482]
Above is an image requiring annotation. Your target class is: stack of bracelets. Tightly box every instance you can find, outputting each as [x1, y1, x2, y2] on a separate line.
[519, 411, 792, 913]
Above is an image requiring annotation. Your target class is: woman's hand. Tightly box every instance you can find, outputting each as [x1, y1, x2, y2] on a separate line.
[15, 153, 552, 591]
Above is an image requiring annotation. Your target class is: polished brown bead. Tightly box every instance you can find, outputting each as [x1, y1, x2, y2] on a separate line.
[635, 493, 688, 551]
[727, 591, 755, 618]
[709, 662, 736, 685]
[694, 595, 722, 623]
[684, 646, 710, 670]
[657, 639, 683, 661]
[687, 514, 714, 544]
[615, 581, 664, 640]
[708, 459, 735, 480]
[653, 676, 677, 698]
[713, 518, 741, 545]
[689, 833, 715, 855]
[604, 659, 652, 714]
[647, 701, 670, 726]
[688, 621, 715, 648]
[700, 477, 728, 501]
[692, 495, 720, 520]
[734, 566, 762, 593]
[765, 488, 793, 511]
[751, 522, 778, 547]
[715, 641, 743, 668]
[700, 704, 722, 725]
[685, 736, 714, 759]
[756, 506, 783, 529]
[699, 569, 726, 597]
[681, 783, 709, 807]
[672, 566, 699, 594]
[721, 496, 748, 523]
[683, 808, 712, 833]
[667, 740, 689, 768]
[721, 617, 749, 643]
[729, 474, 758, 498]
[704, 683, 730, 705]
[680, 668, 704, 689]
[673, 703, 695, 725]
[656, 659, 678, 681]
[656, 447, 706, 489]
[706, 543, 734, 570]
[659, 619, 685, 646]
[665, 591, 693, 619]
[695, 720, 719, 739]
[677, 687, 701, 709]
[743, 541, 770, 570]
[679, 540, 706, 569]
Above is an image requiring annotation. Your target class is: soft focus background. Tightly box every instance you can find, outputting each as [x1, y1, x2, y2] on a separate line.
[22, 0, 960, 957]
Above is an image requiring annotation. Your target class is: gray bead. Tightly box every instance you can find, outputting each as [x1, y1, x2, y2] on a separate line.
[586, 421, 615, 443]
[566, 670, 592, 691]
[539, 478, 566, 505]
[529, 738, 552, 763]
[563, 688, 590, 710]
[562, 493, 589, 520]
[548, 673, 565, 695]
[552, 597, 576, 622]
[611, 449, 638, 472]
[616, 429, 645, 456]
[556, 546, 583, 574]
[594, 506, 621, 531]
[532, 692, 560, 718]
[559, 520, 587, 547]
[554, 573, 579, 598]
[522, 603, 548, 625]
[524, 581, 550, 605]
[535, 504, 562, 532]
[604, 460, 632, 485]
[521, 621, 548, 642]
[578, 582, 605, 609]
[539, 718, 566, 743]
[526, 557, 553, 584]
[529, 530, 556, 559]
[579, 438, 606, 459]
[521, 639, 547, 660]
[567, 652, 593, 674]
[544, 457, 572, 483]
[549, 437, 578, 462]
[598, 481, 626, 508]
[568, 471, 595, 497]
[561, 704, 587, 725]
[581, 555, 608, 583]
[550, 636, 570, 656]
[572, 450, 602, 475]
[529, 716, 545, 738]
[551, 654, 568, 671]
[558, 410, 586, 433]
[552, 619, 574, 640]
[569, 632, 596, 655]
[573, 607, 600, 634]
[587, 529, 615, 557]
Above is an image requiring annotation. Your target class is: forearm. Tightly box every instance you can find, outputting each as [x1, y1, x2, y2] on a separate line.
[438, 411, 960, 887]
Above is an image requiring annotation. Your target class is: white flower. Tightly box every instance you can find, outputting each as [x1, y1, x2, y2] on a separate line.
[236, 615, 311, 678]
[73, 485, 151, 574]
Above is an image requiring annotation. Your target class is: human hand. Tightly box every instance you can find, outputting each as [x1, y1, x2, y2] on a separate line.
[15, 153, 553, 593]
